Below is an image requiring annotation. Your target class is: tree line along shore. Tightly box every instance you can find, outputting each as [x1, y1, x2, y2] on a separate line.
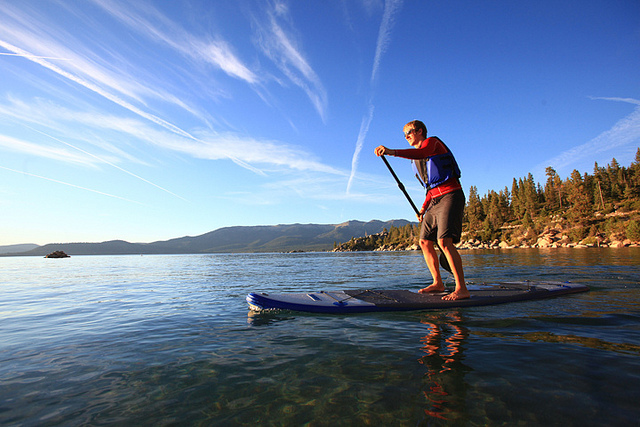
[334, 149, 640, 252]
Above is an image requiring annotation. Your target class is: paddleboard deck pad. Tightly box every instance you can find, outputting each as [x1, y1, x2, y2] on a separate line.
[246, 281, 589, 313]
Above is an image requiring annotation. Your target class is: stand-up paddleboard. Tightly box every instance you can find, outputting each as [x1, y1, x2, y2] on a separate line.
[246, 281, 589, 314]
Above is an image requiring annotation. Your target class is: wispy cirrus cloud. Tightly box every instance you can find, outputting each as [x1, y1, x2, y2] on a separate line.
[0, 38, 198, 140]
[0, 1, 337, 176]
[0, 97, 188, 201]
[537, 97, 640, 173]
[0, 52, 70, 60]
[346, 103, 375, 194]
[347, 0, 403, 194]
[92, 0, 328, 120]
[0, 165, 145, 205]
[27, 125, 189, 201]
[370, 0, 402, 85]
[0, 4, 162, 105]
[0, 42, 336, 176]
[253, 1, 328, 121]
[89, 0, 259, 85]
[589, 96, 640, 106]
[0, 97, 343, 176]
[0, 134, 99, 166]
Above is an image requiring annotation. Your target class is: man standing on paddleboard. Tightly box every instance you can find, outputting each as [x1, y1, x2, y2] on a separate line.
[375, 120, 469, 301]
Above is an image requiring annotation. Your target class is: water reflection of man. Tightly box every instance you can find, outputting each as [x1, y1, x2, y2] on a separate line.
[418, 311, 469, 421]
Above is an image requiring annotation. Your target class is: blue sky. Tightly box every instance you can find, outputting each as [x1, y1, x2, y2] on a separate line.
[0, 0, 638, 246]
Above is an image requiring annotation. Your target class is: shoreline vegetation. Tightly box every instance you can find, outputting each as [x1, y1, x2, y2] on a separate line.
[334, 150, 640, 252]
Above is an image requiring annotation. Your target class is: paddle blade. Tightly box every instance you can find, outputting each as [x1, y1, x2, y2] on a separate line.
[439, 251, 452, 273]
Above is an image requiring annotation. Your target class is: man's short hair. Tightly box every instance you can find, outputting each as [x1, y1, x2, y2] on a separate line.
[406, 120, 427, 136]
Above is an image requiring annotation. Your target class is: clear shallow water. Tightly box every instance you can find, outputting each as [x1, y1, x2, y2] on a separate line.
[1, 248, 639, 426]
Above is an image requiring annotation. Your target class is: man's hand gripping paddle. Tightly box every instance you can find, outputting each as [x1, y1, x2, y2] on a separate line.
[380, 155, 452, 273]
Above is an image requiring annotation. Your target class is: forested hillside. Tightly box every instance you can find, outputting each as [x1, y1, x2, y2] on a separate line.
[464, 148, 640, 245]
[335, 149, 640, 251]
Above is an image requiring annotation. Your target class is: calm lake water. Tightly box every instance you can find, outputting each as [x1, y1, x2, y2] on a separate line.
[1, 248, 639, 426]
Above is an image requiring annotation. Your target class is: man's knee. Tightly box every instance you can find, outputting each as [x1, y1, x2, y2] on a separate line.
[438, 237, 454, 249]
[420, 239, 434, 249]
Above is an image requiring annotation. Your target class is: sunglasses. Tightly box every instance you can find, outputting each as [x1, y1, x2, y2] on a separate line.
[404, 128, 417, 137]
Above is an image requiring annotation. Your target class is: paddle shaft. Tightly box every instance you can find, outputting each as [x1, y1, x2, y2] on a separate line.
[381, 155, 420, 216]
[380, 155, 452, 273]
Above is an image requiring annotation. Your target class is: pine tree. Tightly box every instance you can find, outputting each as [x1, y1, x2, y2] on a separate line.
[628, 148, 640, 198]
[511, 178, 522, 219]
[524, 173, 539, 216]
[566, 169, 592, 222]
[545, 167, 560, 211]
[608, 158, 622, 200]
[465, 185, 484, 235]
[486, 190, 505, 230]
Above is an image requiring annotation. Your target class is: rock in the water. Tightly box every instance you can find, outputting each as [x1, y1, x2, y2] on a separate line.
[45, 250, 70, 258]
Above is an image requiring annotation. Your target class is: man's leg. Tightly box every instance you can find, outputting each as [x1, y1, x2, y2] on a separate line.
[439, 237, 469, 300]
[418, 239, 445, 293]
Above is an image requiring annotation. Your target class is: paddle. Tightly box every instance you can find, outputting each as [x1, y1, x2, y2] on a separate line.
[380, 155, 452, 273]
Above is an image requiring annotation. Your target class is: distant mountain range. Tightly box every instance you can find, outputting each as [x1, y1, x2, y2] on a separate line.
[0, 220, 413, 257]
[0, 243, 40, 255]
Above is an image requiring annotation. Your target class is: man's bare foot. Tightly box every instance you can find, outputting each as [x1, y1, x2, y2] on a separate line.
[418, 284, 446, 294]
[441, 290, 470, 301]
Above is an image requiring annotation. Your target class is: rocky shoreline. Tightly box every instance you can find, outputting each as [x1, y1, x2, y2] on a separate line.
[333, 228, 640, 252]
[459, 223, 640, 249]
